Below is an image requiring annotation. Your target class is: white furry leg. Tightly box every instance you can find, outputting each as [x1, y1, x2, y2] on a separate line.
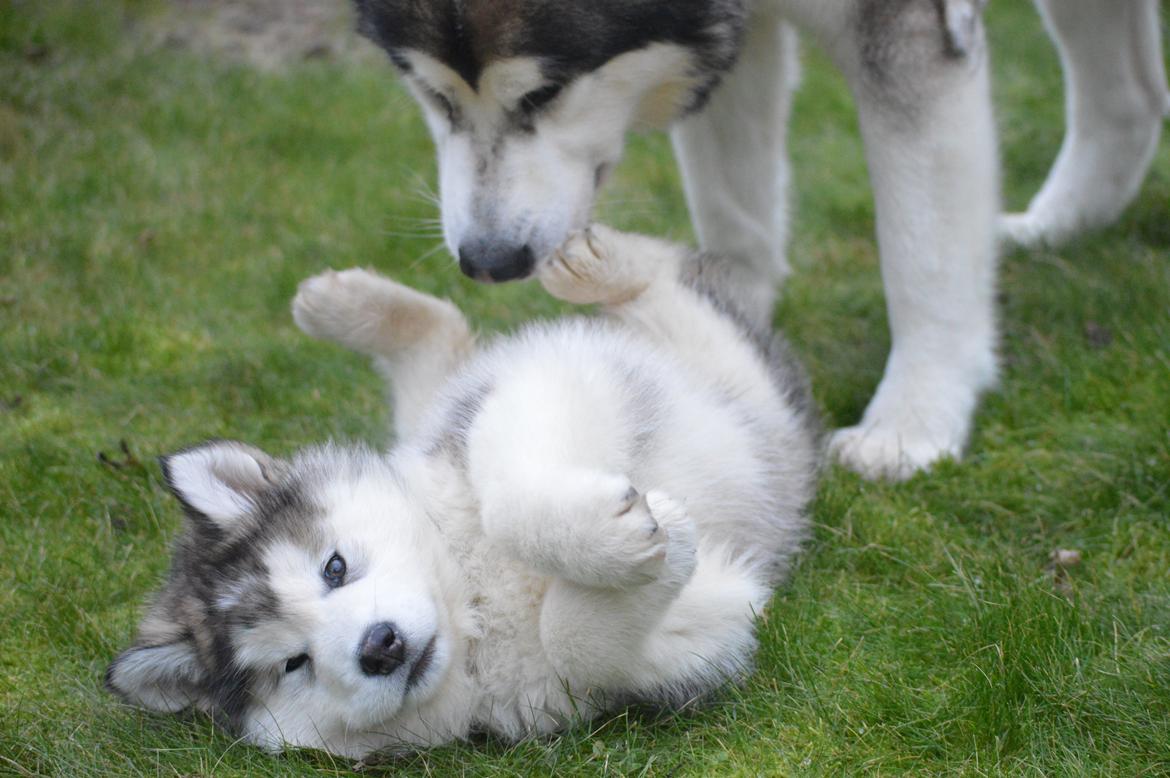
[824, 2, 1000, 481]
[540, 493, 708, 689]
[541, 494, 768, 704]
[541, 225, 784, 414]
[292, 268, 473, 437]
[1001, 0, 1169, 247]
[669, 8, 800, 328]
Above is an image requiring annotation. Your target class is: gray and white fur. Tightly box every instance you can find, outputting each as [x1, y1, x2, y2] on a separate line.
[107, 226, 818, 757]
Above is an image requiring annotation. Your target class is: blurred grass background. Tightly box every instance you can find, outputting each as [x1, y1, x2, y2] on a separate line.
[1, 0, 1168, 774]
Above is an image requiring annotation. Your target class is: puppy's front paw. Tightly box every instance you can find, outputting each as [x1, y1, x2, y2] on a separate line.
[557, 481, 698, 590]
[540, 225, 656, 306]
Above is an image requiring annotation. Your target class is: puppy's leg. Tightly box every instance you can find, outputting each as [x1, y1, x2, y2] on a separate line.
[1002, 0, 1168, 247]
[469, 388, 672, 589]
[292, 268, 473, 437]
[669, 7, 800, 329]
[541, 494, 763, 700]
[541, 226, 787, 415]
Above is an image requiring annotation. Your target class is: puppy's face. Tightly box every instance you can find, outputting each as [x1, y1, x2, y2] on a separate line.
[106, 442, 461, 757]
[353, 0, 745, 282]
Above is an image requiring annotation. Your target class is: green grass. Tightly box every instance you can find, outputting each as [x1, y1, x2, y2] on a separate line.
[2, 1, 1168, 774]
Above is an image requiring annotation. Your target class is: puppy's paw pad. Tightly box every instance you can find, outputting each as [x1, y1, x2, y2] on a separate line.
[292, 268, 387, 341]
[540, 225, 645, 305]
[599, 485, 669, 585]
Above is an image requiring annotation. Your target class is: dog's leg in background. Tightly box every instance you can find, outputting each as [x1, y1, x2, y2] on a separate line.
[292, 269, 474, 439]
[1001, 0, 1168, 248]
[670, 7, 800, 328]
[800, 0, 1000, 480]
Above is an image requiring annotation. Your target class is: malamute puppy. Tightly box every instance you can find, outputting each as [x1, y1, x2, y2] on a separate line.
[107, 226, 818, 757]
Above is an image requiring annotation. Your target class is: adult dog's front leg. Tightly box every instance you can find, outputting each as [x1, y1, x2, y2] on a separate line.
[1001, 0, 1169, 247]
[669, 7, 800, 328]
[819, 0, 1000, 480]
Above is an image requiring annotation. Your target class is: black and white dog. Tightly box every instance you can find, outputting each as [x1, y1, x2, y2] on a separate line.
[351, 0, 1167, 480]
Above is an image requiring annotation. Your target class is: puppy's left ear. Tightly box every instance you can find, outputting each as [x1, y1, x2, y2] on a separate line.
[160, 440, 280, 532]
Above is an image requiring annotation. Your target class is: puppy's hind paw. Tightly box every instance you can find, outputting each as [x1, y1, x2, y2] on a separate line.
[292, 268, 387, 347]
[293, 268, 463, 357]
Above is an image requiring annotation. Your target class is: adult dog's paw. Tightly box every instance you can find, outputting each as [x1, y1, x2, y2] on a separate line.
[829, 424, 961, 482]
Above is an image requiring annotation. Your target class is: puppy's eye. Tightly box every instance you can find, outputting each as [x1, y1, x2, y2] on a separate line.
[285, 653, 309, 673]
[323, 552, 346, 587]
[519, 84, 563, 115]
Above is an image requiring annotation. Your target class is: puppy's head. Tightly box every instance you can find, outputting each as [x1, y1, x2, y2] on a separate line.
[353, 0, 745, 281]
[107, 441, 466, 756]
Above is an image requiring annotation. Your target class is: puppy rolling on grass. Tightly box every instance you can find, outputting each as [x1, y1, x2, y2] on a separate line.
[107, 226, 818, 757]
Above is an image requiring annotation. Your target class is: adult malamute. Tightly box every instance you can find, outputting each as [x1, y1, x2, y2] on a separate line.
[349, 0, 1168, 481]
[107, 227, 818, 757]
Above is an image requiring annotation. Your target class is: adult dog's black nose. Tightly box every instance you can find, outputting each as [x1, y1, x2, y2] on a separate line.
[458, 240, 535, 283]
[358, 622, 406, 677]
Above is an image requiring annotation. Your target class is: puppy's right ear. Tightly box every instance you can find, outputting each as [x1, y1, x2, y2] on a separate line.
[160, 441, 279, 532]
[106, 635, 205, 713]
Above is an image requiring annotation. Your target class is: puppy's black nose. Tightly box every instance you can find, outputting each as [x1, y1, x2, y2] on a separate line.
[358, 622, 406, 677]
[457, 240, 535, 283]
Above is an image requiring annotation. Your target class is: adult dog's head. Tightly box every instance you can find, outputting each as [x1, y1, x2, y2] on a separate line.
[354, 0, 745, 281]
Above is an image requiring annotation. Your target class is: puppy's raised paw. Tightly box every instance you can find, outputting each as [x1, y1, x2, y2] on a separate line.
[539, 225, 656, 306]
[293, 268, 462, 356]
[292, 268, 389, 348]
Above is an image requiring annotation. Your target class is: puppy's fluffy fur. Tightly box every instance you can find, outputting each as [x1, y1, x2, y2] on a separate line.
[107, 227, 818, 757]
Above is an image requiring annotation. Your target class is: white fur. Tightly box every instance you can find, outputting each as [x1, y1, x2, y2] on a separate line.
[240, 469, 477, 754]
[165, 444, 266, 524]
[269, 226, 815, 756]
[1001, 0, 1169, 247]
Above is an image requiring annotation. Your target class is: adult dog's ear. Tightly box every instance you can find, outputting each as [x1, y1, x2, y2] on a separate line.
[159, 440, 280, 532]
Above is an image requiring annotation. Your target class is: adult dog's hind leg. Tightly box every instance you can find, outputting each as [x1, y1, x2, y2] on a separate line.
[293, 268, 473, 437]
[1001, 0, 1168, 248]
[669, 7, 800, 329]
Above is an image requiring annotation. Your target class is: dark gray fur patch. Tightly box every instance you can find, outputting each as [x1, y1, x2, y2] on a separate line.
[353, 0, 748, 117]
[678, 252, 820, 444]
[855, 0, 981, 100]
[112, 443, 391, 732]
[424, 380, 492, 466]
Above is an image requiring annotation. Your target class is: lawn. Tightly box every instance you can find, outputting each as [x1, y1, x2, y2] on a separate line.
[1, 1, 1168, 775]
